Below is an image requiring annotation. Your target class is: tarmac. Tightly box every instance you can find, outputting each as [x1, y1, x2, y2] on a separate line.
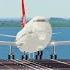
[0, 59, 70, 70]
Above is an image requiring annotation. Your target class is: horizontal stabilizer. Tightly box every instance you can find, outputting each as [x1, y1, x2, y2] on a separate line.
[0, 34, 16, 38]
[53, 32, 62, 35]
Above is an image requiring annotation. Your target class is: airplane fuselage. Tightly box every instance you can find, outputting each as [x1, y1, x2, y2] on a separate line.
[16, 16, 52, 53]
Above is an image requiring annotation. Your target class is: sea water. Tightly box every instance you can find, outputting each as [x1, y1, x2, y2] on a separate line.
[0, 27, 70, 60]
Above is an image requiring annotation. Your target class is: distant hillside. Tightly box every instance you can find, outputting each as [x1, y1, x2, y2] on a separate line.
[0, 18, 70, 27]
[0, 19, 21, 27]
[49, 18, 70, 27]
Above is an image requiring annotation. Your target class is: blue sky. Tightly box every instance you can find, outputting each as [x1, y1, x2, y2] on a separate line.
[0, 0, 70, 18]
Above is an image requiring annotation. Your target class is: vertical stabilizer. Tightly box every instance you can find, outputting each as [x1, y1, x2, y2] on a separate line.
[21, 0, 26, 27]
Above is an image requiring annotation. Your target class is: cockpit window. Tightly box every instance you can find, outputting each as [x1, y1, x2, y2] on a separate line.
[33, 19, 46, 22]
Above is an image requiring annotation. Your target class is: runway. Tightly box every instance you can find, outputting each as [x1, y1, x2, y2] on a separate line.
[0, 59, 70, 70]
[0, 59, 52, 70]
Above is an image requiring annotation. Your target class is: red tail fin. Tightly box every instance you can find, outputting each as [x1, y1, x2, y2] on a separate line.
[21, 0, 26, 27]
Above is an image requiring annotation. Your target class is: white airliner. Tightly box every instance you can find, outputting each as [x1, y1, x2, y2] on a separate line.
[0, 0, 70, 53]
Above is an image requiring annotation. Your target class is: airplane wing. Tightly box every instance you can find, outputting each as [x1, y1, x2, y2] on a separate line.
[0, 41, 17, 46]
[50, 41, 70, 46]
[1, 40, 70, 46]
